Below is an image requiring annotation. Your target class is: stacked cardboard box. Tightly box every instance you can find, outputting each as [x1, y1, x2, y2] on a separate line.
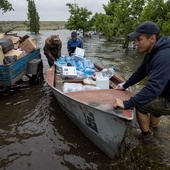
[0, 46, 4, 65]
[19, 38, 37, 54]
[4, 49, 25, 61]
[10, 36, 20, 49]
[0, 34, 37, 65]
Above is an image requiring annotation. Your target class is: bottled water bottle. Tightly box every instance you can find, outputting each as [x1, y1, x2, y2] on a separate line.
[101, 67, 117, 79]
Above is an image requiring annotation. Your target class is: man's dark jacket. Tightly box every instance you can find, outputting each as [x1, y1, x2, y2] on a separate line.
[123, 36, 170, 109]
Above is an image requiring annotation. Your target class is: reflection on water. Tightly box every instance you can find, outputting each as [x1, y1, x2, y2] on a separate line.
[0, 30, 170, 170]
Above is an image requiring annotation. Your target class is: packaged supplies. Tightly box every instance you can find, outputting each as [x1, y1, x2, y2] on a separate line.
[83, 59, 95, 77]
[84, 59, 95, 69]
[83, 78, 96, 86]
[73, 47, 85, 60]
[55, 56, 76, 73]
[55, 56, 95, 78]
[76, 70, 84, 79]
[4, 49, 24, 60]
[61, 66, 77, 79]
[63, 83, 83, 93]
[75, 59, 85, 72]
[83, 85, 100, 90]
[84, 67, 95, 77]
[19, 38, 36, 54]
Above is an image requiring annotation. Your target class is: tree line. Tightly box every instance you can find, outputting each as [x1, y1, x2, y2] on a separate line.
[66, 0, 170, 47]
[1, 0, 170, 47]
[0, 0, 40, 34]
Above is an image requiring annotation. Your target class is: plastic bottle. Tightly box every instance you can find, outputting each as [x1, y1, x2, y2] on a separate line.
[96, 76, 109, 89]
[101, 67, 117, 79]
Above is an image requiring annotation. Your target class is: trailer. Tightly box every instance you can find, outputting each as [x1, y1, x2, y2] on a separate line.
[0, 48, 43, 93]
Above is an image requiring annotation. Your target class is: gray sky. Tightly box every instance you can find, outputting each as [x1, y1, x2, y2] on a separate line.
[1, 0, 109, 21]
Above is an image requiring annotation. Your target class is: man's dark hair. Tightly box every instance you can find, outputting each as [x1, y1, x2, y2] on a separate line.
[144, 34, 160, 41]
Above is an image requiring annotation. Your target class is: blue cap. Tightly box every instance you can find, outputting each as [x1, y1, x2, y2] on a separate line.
[71, 31, 77, 37]
[128, 21, 160, 38]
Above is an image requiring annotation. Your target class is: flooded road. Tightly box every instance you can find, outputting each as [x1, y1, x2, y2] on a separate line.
[0, 30, 170, 170]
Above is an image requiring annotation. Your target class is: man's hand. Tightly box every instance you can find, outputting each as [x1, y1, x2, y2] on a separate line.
[113, 98, 125, 109]
[115, 82, 125, 90]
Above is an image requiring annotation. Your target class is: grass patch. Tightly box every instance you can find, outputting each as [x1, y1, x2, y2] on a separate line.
[0, 21, 67, 32]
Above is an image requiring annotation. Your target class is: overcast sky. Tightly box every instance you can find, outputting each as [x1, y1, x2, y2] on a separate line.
[1, 0, 109, 21]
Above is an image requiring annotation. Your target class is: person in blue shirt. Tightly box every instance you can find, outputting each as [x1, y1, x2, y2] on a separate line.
[67, 31, 83, 56]
[113, 21, 170, 141]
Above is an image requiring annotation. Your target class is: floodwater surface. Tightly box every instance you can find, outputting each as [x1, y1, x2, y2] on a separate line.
[0, 30, 170, 170]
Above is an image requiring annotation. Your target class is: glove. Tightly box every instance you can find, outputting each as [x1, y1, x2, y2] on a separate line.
[115, 82, 126, 89]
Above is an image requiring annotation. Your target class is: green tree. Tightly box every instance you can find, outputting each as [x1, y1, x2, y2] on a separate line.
[94, 0, 170, 46]
[92, 13, 115, 40]
[139, 0, 170, 35]
[103, 0, 120, 16]
[161, 0, 170, 35]
[93, 0, 147, 47]
[25, 0, 40, 34]
[66, 3, 92, 34]
[111, 0, 147, 47]
[0, 0, 13, 13]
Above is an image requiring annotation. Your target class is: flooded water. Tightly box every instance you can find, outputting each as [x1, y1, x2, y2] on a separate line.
[0, 30, 170, 170]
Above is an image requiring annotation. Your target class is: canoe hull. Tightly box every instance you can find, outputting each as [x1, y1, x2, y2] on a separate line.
[50, 86, 131, 158]
[45, 65, 133, 158]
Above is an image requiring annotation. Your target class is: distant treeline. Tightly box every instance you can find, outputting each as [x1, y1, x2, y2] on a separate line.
[0, 21, 67, 32]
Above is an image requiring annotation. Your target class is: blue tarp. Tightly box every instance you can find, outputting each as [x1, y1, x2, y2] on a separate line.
[54, 55, 95, 78]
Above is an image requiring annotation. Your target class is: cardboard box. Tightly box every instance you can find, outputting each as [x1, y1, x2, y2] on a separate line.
[61, 66, 77, 79]
[19, 38, 36, 54]
[0, 46, 4, 65]
[4, 49, 25, 60]
[74, 47, 85, 60]
[10, 36, 20, 49]
[0, 34, 5, 39]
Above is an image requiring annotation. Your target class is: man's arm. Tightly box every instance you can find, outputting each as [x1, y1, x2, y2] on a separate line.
[44, 45, 55, 61]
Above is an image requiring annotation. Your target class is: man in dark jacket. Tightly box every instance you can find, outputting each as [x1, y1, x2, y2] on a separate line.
[44, 35, 62, 67]
[113, 21, 170, 140]
[67, 31, 83, 56]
